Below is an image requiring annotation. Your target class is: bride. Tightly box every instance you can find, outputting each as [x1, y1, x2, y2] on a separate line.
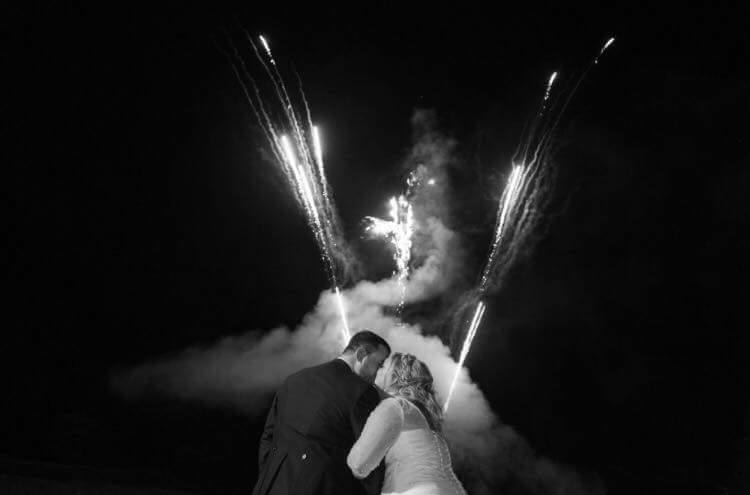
[347, 352, 466, 495]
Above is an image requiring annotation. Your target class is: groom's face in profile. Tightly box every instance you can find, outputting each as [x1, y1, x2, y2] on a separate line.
[354, 344, 390, 383]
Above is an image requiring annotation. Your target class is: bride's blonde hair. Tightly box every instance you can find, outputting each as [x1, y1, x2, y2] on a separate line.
[384, 352, 443, 432]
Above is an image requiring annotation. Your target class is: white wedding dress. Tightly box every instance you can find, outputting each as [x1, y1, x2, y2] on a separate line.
[348, 397, 466, 495]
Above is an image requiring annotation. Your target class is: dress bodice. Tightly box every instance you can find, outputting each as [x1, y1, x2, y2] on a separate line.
[348, 397, 466, 495]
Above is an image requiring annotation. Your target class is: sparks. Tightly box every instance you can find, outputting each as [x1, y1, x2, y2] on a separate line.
[311, 125, 332, 211]
[365, 195, 415, 312]
[280, 134, 314, 214]
[443, 301, 486, 412]
[312, 126, 324, 170]
[221, 33, 352, 342]
[543, 71, 558, 102]
[334, 287, 351, 341]
[445, 39, 616, 412]
[479, 164, 527, 291]
[444, 163, 528, 413]
[594, 37, 615, 64]
[259, 35, 276, 65]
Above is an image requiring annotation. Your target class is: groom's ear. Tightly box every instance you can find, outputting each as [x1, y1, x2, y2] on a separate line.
[355, 346, 368, 362]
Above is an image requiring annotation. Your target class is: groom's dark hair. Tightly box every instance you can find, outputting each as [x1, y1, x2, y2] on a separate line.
[342, 330, 391, 356]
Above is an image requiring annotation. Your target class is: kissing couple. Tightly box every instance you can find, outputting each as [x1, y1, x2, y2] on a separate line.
[252, 330, 466, 495]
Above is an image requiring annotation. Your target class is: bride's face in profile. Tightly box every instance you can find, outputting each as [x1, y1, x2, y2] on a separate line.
[376, 357, 394, 391]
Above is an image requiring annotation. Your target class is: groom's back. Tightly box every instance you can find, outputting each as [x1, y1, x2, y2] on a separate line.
[281, 360, 370, 447]
[253, 359, 382, 495]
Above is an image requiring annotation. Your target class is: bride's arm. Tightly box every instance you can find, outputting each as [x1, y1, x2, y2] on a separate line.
[347, 397, 404, 479]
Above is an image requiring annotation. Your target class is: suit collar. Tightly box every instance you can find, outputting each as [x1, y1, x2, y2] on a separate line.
[332, 357, 354, 374]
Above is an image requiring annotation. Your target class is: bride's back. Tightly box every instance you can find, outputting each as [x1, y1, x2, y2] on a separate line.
[383, 398, 465, 495]
[347, 352, 466, 495]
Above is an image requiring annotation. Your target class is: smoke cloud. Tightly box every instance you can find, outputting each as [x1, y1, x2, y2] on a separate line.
[110, 215, 460, 413]
[111, 110, 603, 494]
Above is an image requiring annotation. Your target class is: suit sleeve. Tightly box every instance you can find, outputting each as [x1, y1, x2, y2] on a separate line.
[258, 393, 278, 470]
[347, 398, 404, 479]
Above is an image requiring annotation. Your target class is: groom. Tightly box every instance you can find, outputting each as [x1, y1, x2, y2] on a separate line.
[252, 330, 391, 495]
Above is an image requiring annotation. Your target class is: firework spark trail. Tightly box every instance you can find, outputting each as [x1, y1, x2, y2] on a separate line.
[479, 37, 616, 298]
[541, 71, 559, 114]
[522, 37, 615, 174]
[443, 162, 527, 412]
[279, 135, 323, 238]
[541, 37, 616, 154]
[334, 287, 351, 339]
[363, 170, 423, 312]
[247, 31, 316, 185]
[237, 31, 316, 195]
[478, 164, 527, 292]
[311, 125, 339, 245]
[444, 301, 485, 412]
[544, 71, 558, 101]
[294, 68, 350, 279]
[222, 33, 351, 341]
[445, 39, 616, 412]
[259, 35, 276, 65]
[216, 36, 285, 166]
[595, 37, 615, 64]
[365, 194, 415, 313]
[255, 41, 337, 271]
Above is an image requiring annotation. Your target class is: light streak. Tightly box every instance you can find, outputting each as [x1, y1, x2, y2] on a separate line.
[543, 71, 558, 102]
[259, 35, 276, 65]
[334, 287, 351, 341]
[311, 125, 332, 213]
[479, 164, 527, 291]
[443, 301, 486, 412]
[595, 37, 615, 64]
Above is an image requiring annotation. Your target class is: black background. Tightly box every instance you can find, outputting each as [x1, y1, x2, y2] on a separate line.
[5, 3, 749, 494]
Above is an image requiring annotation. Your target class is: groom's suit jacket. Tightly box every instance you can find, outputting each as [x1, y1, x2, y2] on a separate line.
[252, 359, 384, 495]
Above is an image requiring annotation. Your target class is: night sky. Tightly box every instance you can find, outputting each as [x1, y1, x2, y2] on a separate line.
[6, 4, 750, 494]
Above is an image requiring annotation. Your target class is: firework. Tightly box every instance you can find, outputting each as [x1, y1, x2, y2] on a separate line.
[258, 35, 275, 65]
[445, 39, 616, 412]
[595, 37, 615, 64]
[478, 164, 527, 292]
[220, 33, 351, 342]
[312, 126, 327, 200]
[443, 301, 485, 412]
[365, 194, 415, 312]
[334, 287, 351, 340]
[443, 161, 528, 411]
[543, 71, 558, 104]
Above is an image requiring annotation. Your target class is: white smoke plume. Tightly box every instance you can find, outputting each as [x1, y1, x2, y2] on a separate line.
[404, 109, 458, 223]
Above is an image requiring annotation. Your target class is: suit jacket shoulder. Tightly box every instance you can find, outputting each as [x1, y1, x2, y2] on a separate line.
[253, 359, 383, 495]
